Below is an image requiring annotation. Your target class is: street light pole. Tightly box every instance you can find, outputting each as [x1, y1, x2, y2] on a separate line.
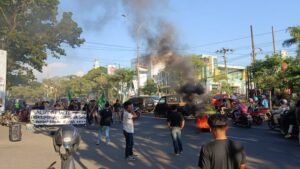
[122, 14, 144, 96]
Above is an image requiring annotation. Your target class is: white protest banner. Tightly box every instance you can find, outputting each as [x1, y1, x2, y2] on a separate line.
[30, 110, 87, 125]
[0, 50, 7, 114]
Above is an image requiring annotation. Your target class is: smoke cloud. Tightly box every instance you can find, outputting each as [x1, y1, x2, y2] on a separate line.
[121, 0, 207, 115]
[75, 0, 119, 31]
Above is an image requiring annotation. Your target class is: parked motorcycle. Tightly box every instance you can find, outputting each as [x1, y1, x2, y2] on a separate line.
[232, 104, 252, 128]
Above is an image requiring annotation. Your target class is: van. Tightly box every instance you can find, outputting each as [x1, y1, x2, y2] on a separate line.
[126, 96, 156, 113]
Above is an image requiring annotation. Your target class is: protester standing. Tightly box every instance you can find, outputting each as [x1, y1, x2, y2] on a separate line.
[113, 99, 122, 124]
[97, 102, 113, 145]
[88, 100, 99, 125]
[198, 114, 246, 169]
[167, 105, 185, 155]
[123, 101, 138, 161]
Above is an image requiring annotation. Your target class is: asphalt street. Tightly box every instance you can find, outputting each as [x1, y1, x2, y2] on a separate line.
[0, 114, 300, 169]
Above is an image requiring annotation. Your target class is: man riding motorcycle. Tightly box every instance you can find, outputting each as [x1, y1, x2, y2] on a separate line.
[272, 99, 289, 127]
[248, 98, 258, 113]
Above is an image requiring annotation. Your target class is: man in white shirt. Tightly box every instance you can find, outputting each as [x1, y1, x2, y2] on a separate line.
[123, 101, 138, 161]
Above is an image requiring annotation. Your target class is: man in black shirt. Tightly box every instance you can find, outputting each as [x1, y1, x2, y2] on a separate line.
[97, 102, 113, 145]
[167, 105, 185, 155]
[198, 114, 246, 169]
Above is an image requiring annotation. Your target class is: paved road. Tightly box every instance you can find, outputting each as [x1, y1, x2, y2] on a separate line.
[0, 114, 300, 169]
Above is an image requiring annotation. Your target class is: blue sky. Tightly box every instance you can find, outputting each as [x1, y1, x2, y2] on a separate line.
[35, 0, 300, 80]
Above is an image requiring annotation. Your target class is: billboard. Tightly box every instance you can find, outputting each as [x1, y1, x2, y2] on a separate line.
[0, 50, 7, 114]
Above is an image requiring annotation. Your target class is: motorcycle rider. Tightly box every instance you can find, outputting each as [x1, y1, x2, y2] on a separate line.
[232, 100, 242, 120]
[261, 95, 269, 109]
[248, 98, 258, 113]
[272, 99, 289, 127]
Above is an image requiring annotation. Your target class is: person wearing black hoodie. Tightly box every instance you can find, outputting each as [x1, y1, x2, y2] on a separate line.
[97, 102, 112, 145]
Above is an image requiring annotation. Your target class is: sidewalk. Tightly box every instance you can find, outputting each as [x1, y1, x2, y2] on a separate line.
[0, 125, 60, 169]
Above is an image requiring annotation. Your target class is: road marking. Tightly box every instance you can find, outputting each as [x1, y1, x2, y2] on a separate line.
[227, 136, 258, 142]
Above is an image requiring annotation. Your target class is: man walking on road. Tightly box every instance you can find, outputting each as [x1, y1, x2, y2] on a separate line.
[123, 101, 138, 161]
[198, 114, 246, 169]
[167, 105, 185, 155]
[97, 102, 113, 145]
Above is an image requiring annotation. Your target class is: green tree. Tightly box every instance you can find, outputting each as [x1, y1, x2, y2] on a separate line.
[283, 26, 300, 59]
[142, 79, 157, 95]
[9, 82, 44, 99]
[251, 54, 300, 95]
[251, 54, 284, 91]
[82, 67, 108, 96]
[109, 68, 135, 100]
[282, 58, 300, 93]
[0, 0, 85, 87]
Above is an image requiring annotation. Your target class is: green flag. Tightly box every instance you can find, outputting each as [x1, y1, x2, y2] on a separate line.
[97, 94, 106, 109]
[67, 90, 73, 101]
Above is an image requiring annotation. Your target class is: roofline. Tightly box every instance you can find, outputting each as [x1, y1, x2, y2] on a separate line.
[217, 64, 246, 69]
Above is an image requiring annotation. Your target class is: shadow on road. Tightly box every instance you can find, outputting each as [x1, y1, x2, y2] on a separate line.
[26, 115, 300, 169]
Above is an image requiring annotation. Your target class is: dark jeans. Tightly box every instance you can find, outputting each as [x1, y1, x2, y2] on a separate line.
[123, 130, 134, 158]
[170, 127, 183, 154]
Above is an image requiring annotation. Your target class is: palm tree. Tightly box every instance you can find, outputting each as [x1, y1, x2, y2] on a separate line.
[283, 26, 300, 59]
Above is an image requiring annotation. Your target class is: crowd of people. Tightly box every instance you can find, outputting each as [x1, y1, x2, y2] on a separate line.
[84, 98, 247, 168]
[5, 93, 300, 168]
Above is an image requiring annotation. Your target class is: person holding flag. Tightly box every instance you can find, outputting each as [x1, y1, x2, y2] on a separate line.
[97, 94, 106, 110]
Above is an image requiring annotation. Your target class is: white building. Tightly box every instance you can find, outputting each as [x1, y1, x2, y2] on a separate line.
[93, 59, 100, 69]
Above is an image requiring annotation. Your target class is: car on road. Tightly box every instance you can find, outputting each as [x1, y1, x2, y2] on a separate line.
[126, 96, 156, 113]
[154, 95, 187, 117]
[150, 96, 160, 106]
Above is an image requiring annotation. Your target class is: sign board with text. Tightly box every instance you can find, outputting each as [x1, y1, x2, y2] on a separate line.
[30, 110, 87, 125]
[0, 50, 7, 114]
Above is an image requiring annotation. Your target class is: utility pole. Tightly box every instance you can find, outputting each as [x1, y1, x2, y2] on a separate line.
[250, 25, 258, 96]
[272, 26, 276, 54]
[216, 48, 233, 95]
[250, 25, 256, 63]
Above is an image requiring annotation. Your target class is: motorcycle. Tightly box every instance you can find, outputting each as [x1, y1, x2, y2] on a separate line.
[267, 109, 288, 130]
[232, 104, 252, 128]
[249, 108, 268, 125]
[279, 109, 299, 137]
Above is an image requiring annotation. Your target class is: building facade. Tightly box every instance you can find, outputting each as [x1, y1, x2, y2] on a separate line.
[132, 55, 247, 95]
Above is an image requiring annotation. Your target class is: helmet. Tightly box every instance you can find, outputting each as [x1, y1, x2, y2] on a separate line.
[249, 98, 254, 103]
[53, 125, 80, 154]
[279, 99, 288, 105]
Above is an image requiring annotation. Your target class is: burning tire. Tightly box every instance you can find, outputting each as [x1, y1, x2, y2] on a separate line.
[196, 114, 210, 130]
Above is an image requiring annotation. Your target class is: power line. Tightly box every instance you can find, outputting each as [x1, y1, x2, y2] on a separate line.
[60, 28, 287, 52]
[84, 41, 135, 49]
[189, 29, 286, 49]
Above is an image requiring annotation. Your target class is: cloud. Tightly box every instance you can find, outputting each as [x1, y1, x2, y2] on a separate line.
[34, 62, 68, 81]
[75, 71, 85, 77]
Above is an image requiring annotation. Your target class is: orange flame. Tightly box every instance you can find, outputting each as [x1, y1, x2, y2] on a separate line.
[196, 114, 210, 129]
